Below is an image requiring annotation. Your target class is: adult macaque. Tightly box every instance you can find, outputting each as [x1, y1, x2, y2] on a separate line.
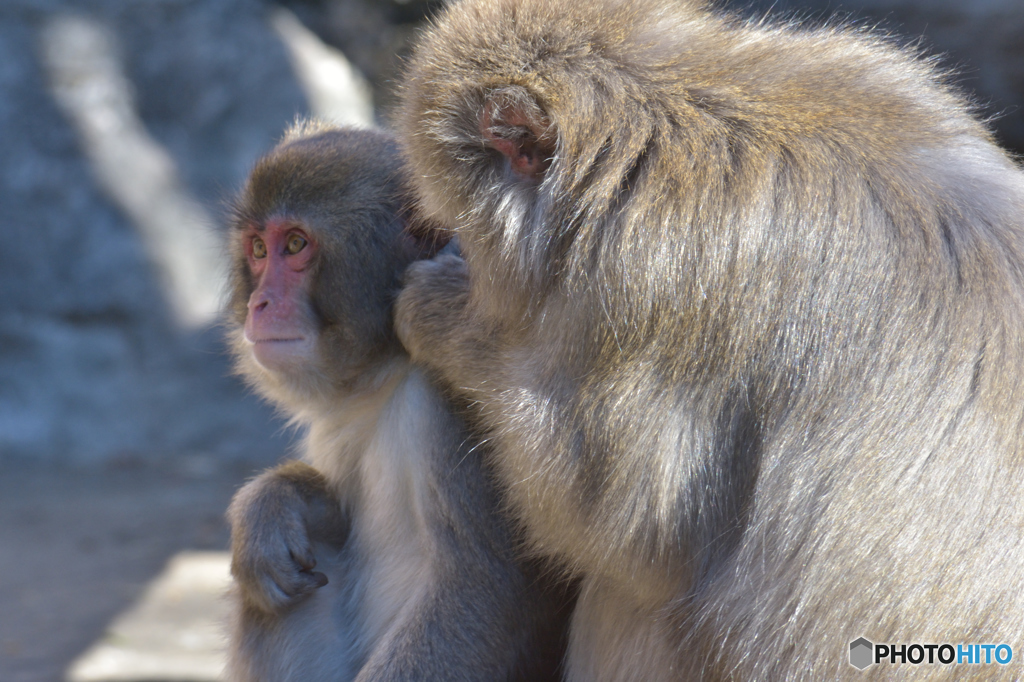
[224, 122, 569, 682]
[394, 0, 1024, 678]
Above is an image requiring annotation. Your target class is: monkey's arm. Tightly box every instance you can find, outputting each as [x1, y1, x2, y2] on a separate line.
[355, 385, 568, 682]
[227, 460, 349, 614]
[395, 254, 497, 396]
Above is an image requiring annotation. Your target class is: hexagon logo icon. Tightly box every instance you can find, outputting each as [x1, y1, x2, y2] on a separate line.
[849, 637, 874, 670]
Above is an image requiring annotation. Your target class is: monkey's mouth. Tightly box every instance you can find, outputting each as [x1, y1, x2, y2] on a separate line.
[243, 325, 308, 345]
[247, 336, 313, 371]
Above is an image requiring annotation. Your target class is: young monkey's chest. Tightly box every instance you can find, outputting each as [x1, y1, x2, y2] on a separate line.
[329, 373, 436, 644]
[352, 442, 430, 644]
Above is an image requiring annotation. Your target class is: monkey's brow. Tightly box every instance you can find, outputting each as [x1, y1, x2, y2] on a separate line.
[231, 215, 264, 232]
[253, 215, 302, 232]
[239, 220, 272, 234]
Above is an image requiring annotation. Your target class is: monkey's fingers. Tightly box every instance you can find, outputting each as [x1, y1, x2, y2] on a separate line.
[271, 546, 326, 596]
[244, 565, 326, 613]
[288, 538, 322, 574]
[395, 254, 469, 359]
[233, 540, 323, 611]
[274, 567, 328, 599]
[302, 568, 329, 588]
[400, 252, 465, 282]
[234, 567, 295, 614]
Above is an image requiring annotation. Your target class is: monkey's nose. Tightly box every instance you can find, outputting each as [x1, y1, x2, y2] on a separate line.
[248, 290, 272, 316]
[248, 288, 276, 317]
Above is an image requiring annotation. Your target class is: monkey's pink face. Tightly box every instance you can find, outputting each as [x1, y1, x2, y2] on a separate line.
[241, 219, 319, 373]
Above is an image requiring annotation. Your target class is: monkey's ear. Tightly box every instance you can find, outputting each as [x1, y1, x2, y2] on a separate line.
[479, 87, 555, 181]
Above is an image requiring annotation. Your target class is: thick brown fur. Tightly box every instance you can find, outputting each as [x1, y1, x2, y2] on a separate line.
[225, 122, 571, 682]
[394, 0, 1024, 679]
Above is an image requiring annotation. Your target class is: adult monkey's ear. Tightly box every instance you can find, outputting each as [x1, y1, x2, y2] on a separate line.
[479, 86, 556, 181]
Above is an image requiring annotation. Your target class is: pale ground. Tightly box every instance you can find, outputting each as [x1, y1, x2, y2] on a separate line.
[0, 458, 267, 682]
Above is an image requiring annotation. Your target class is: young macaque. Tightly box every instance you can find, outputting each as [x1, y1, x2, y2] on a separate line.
[224, 121, 569, 682]
[394, 0, 1024, 679]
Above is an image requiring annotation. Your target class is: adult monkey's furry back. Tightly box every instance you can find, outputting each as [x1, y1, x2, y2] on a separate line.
[394, 0, 1024, 679]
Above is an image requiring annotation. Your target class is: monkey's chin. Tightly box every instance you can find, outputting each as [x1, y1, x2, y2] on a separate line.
[248, 338, 314, 373]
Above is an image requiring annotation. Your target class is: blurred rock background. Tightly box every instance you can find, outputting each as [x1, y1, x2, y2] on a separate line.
[0, 0, 1019, 680]
[1, 1, 435, 680]
[0, 0, 438, 468]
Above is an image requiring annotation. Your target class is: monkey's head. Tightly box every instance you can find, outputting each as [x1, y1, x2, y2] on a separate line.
[396, 0, 714, 309]
[228, 122, 430, 409]
[398, 0, 973, 328]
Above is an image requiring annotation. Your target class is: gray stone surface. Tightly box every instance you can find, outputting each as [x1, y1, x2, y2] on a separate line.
[0, 2, 373, 679]
[277, 0, 442, 115]
[0, 4, 377, 677]
[108, 0, 311, 208]
[0, 0, 312, 465]
[66, 551, 231, 682]
[0, 460, 251, 682]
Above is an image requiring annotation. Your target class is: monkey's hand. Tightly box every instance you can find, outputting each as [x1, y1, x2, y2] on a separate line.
[227, 461, 344, 614]
[395, 253, 470, 365]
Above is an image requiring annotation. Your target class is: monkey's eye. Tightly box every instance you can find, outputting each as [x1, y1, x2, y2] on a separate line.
[252, 237, 267, 259]
[285, 233, 308, 255]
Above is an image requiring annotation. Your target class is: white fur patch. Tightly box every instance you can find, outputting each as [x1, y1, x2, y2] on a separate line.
[355, 371, 438, 641]
[297, 368, 441, 656]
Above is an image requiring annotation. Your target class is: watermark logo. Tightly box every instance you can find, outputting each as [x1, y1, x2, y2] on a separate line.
[849, 638, 873, 670]
[849, 637, 1013, 670]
